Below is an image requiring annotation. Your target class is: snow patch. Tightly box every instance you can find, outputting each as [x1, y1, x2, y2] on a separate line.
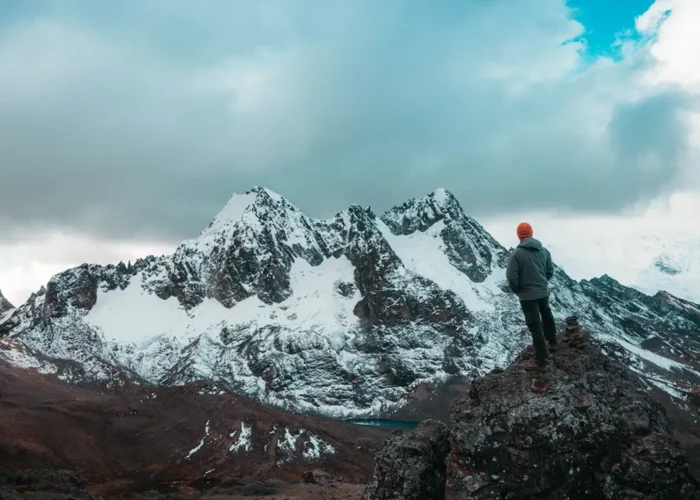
[86, 255, 359, 354]
[378, 220, 498, 312]
[601, 333, 699, 375]
[262, 187, 283, 202]
[432, 188, 450, 205]
[303, 433, 336, 460]
[202, 192, 256, 236]
[86, 274, 188, 346]
[0, 308, 15, 325]
[277, 427, 302, 463]
[275, 427, 335, 463]
[186, 420, 210, 459]
[229, 422, 253, 453]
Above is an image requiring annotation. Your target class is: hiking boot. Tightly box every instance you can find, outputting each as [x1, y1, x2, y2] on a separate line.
[548, 342, 557, 353]
[531, 378, 549, 393]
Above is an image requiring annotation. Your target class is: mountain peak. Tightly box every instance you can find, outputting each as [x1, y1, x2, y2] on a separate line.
[247, 185, 285, 201]
[0, 288, 13, 314]
[430, 188, 457, 206]
[381, 188, 465, 235]
[197, 186, 293, 242]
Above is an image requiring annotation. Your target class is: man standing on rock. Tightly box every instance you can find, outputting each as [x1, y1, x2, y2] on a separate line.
[506, 222, 557, 370]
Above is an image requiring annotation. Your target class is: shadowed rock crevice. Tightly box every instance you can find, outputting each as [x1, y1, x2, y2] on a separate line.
[363, 420, 450, 500]
[0, 289, 13, 314]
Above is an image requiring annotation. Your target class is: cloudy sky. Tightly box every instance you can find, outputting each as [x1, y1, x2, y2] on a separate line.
[1, 0, 699, 305]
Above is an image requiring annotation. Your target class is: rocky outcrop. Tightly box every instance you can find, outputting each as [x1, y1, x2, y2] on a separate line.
[0, 289, 13, 315]
[366, 330, 700, 500]
[363, 420, 450, 500]
[0, 470, 96, 499]
[449, 330, 700, 499]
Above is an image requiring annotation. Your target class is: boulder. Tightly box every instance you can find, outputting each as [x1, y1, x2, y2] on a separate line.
[0, 470, 96, 499]
[363, 420, 450, 500]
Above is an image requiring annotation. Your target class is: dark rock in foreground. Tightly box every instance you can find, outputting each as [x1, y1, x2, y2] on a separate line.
[449, 331, 700, 499]
[363, 420, 450, 500]
[0, 470, 96, 499]
[366, 331, 700, 500]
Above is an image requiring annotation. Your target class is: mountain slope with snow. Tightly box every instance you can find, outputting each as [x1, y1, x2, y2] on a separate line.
[1, 187, 700, 418]
[632, 248, 700, 303]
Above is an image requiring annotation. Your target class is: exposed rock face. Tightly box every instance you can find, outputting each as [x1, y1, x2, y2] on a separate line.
[448, 332, 700, 499]
[381, 189, 507, 283]
[0, 290, 13, 315]
[363, 420, 450, 500]
[0, 470, 96, 499]
[366, 333, 700, 500]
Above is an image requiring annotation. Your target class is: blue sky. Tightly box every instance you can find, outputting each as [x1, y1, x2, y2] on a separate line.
[568, 0, 657, 58]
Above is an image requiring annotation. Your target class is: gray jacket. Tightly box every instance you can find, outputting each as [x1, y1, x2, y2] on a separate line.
[506, 237, 554, 301]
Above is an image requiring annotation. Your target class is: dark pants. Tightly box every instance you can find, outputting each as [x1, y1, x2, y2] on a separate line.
[520, 295, 557, 366]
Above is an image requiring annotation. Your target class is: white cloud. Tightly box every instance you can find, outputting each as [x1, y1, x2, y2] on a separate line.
[190, 45, 322, 170]
[643, 0, 700, 188]
[638, 0, 700, 89]
[465, 0, 585, 91]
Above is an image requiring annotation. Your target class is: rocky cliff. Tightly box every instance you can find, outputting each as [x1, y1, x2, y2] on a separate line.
[0, 289, 13, 315]
[1, 187, 699, 419]
[364, 326, 700, 500]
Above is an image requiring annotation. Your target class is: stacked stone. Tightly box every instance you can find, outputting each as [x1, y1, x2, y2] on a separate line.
[564, 315, 585, 348]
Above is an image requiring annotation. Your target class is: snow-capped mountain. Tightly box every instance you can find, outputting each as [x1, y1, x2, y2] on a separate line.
[631, 249, 700, 304]
[1, 187, 700, 417]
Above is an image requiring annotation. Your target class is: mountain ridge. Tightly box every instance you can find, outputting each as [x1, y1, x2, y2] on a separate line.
[1, 186, 700, 420]
[0, 289, 13, 315]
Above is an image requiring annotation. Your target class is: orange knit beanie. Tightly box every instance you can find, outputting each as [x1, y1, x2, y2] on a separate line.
[517, 222, 533, 240]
